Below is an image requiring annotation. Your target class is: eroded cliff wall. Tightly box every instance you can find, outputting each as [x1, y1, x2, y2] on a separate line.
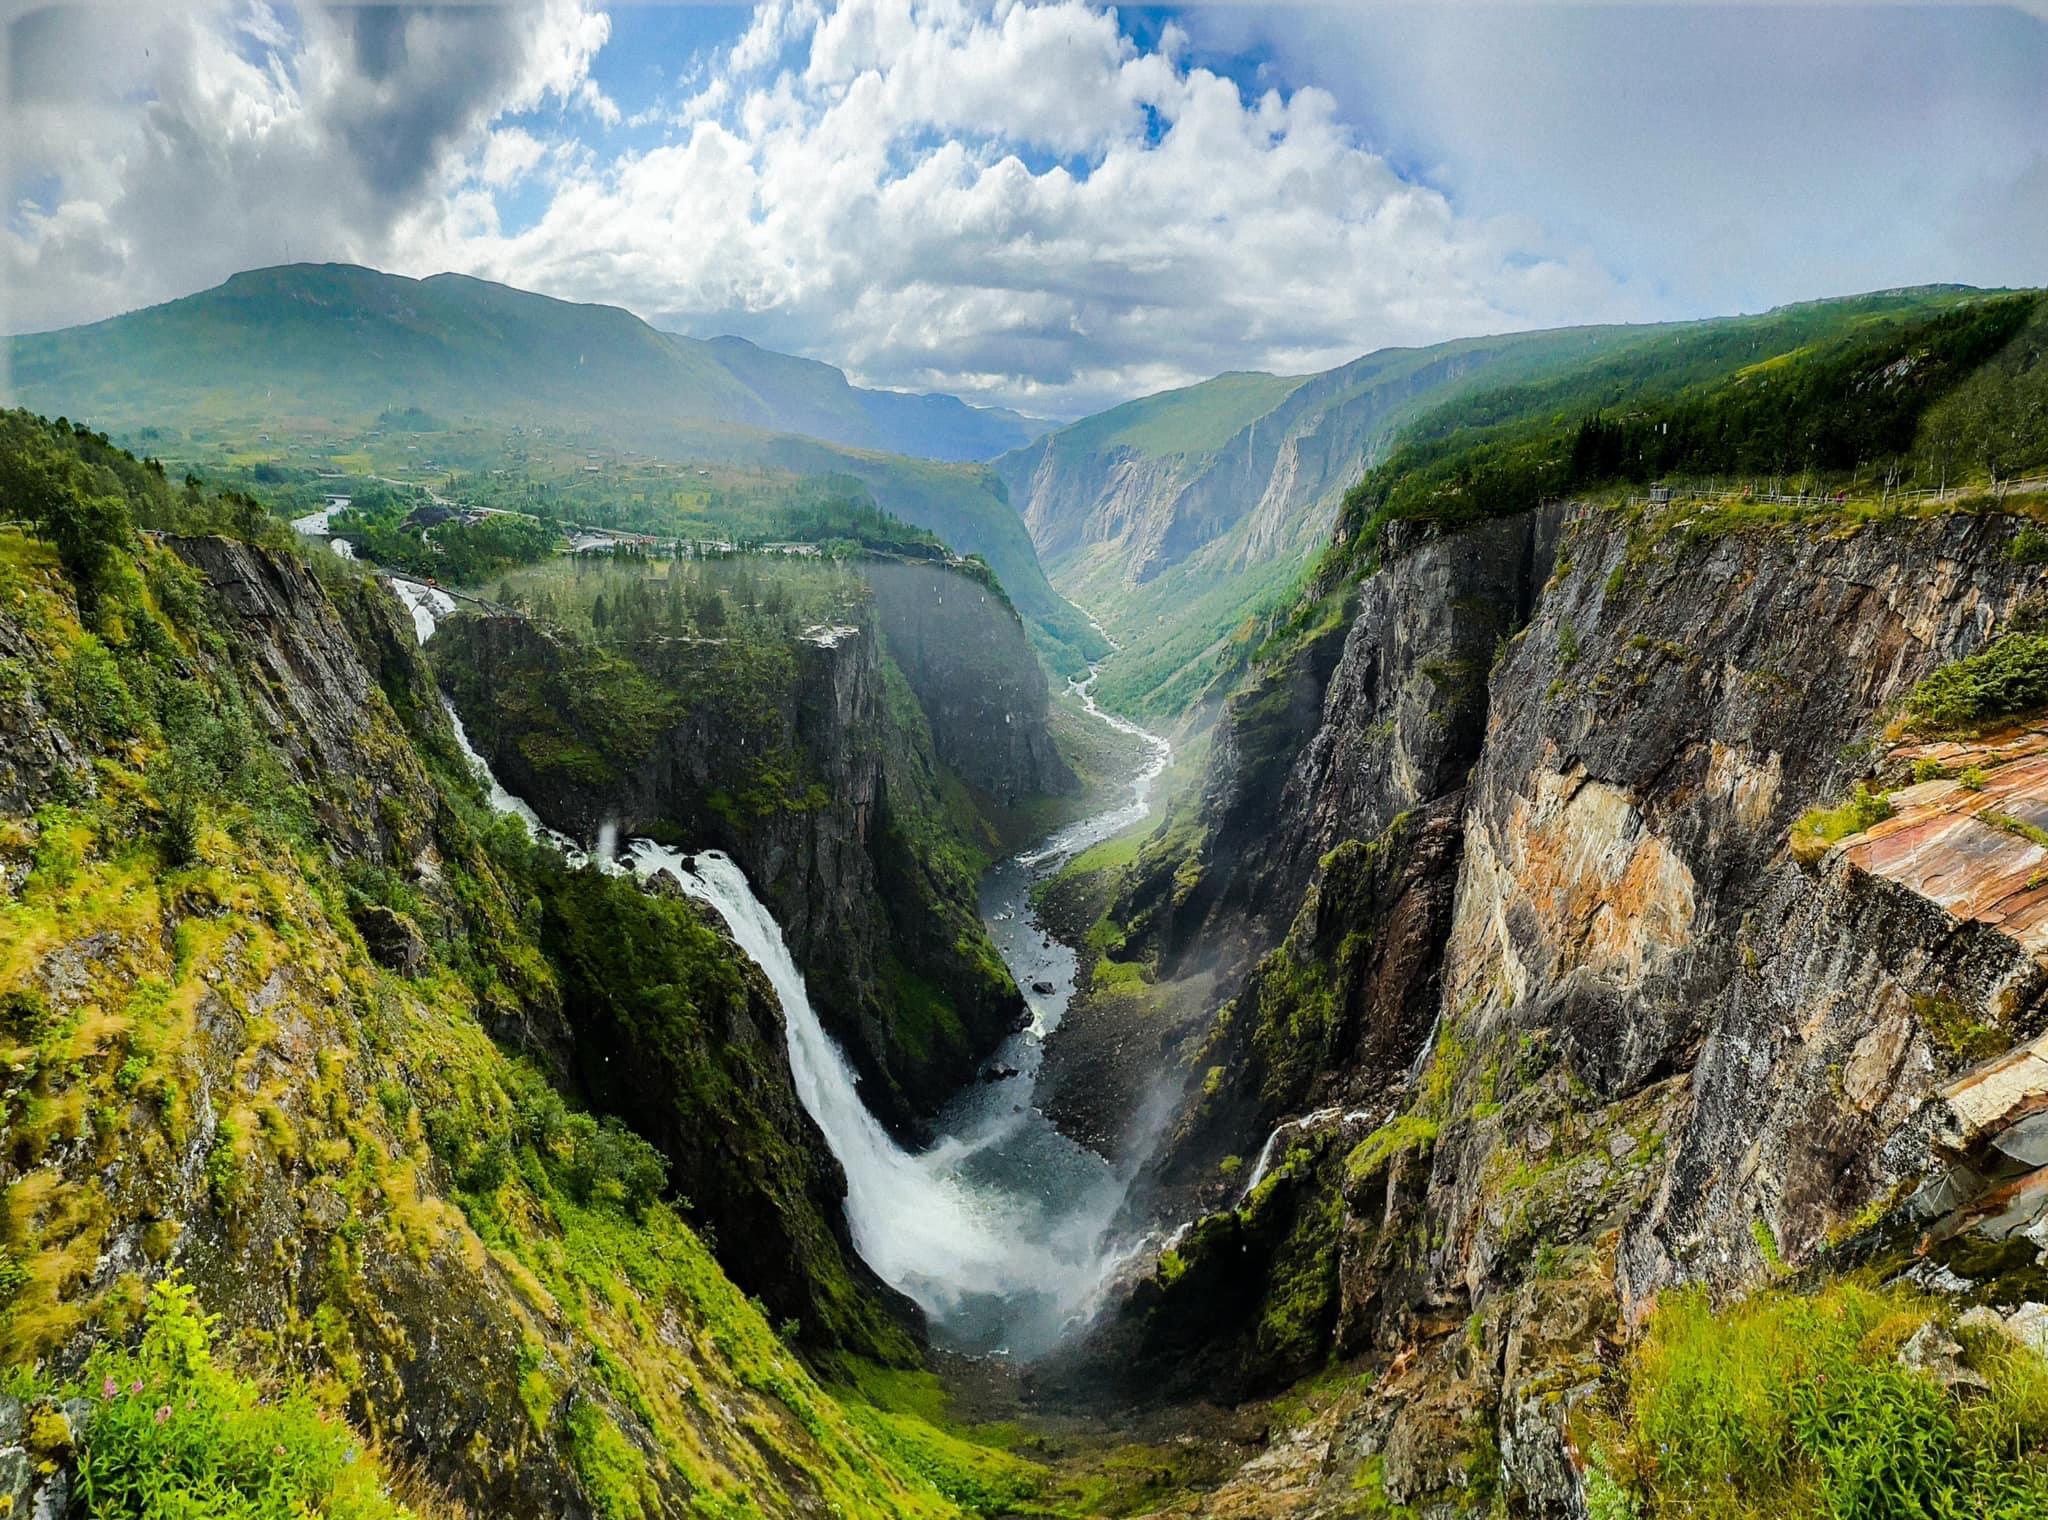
[0, 531, 948, 1519]
[1082, 503, 2048, 1515]
[430, 559, 1066, 1131]
[860, 559, 1077, 804]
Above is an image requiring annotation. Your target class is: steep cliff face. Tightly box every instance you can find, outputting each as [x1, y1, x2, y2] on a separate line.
[995, 330, 1657, 716]
[429, 566, 1051, 1132]
[164, 537, 452, 876]
[860, 560, 1077, 804]
[1082, 504, 2048, 1513]
[998, 348, 1511, 592]
[1059, 512, 1557, 1193]
[0, 529, 976, 1519]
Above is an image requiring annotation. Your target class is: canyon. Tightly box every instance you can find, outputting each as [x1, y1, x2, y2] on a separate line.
[5, 282, 2048, 1518]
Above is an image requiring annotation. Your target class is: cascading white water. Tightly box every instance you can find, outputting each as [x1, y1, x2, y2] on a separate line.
[389, 575, 1172, 1356]
[621, 842, 1132, 1350]
[390, 578, 457, 645]
[292, 505, 358, 560]
[1235, 1103, 1383, 1201]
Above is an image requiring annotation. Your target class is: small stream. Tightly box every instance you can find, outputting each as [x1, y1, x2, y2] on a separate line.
[392, 578, 1172, 1358]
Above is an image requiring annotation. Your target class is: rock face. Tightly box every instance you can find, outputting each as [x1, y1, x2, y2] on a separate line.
[0, 535, 925, 1518]
[1089, 505, 2048, 1514]
[1095, 511, 1561, 1199]
[860, 560, 1076, 803]
[430, 561, 1061, 1131]
[167, 536, 441, 870]
[997, 346, 1528, 592]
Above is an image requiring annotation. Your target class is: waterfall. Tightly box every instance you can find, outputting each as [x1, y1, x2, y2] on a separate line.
[390, 578, 457, 645]
[388, 575, 1158, 1356]
[620, 843, 1132, 1350]
[1234, 1104, 1381, 1202]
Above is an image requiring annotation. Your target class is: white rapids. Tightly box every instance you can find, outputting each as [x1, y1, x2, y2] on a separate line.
[391, 578, 1175, 1357]
[292, 504, 357, 559]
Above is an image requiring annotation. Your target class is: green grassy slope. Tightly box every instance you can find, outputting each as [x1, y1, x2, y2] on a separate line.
[1050, 370, 1314, 459]
[1005, 325, 1669, 718]
[6, 263, 1102, 670]
[8, 264, 1041, 462]
[0, 407, 1077, 1517]
[1324, 285, 2043, 578]
[1017, 286, 2025, 720]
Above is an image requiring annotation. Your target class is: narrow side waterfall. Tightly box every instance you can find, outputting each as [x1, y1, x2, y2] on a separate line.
[393, 577, 1171, 1357]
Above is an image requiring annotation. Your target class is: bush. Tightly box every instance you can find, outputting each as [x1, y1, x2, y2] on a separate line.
[558, 1112, 668, 1218]
[1790, 782, 1893, 863]
[1904, 632, 2048, 735]
[2010, 527, 2048, 566]
[70, 1277, 415, 1518]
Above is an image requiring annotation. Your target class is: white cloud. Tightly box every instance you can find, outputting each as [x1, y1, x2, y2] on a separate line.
[1197, 4, 2048, 325]
[4, 0, 1650, 413]
[426, 0, 1643, 413]
[2, 0, 616, 335]
[481, 128, 549, 189]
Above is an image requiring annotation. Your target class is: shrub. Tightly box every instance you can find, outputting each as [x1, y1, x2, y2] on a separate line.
[2011, 526, 2048, 566]
[1790, 783, 1893, 863]
[1904, 632, 2048, 735]
[71, 1277, 415, 1518]
[1593, 1284, 2048, 1519]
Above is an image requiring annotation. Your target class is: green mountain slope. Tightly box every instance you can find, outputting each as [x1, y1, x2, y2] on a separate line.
[0, 409, 1069, 1517]
[999, 285, 2016, 718]
[702, 333, 1054, 460]
[4, 263, 1099, 669]
[8, 264, 1045, 462]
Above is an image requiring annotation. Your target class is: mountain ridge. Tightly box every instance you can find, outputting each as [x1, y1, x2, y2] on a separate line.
[3, 261, 1106, 671]
[6, 262, 1053, 463]
[1001, 283, 2016, 717]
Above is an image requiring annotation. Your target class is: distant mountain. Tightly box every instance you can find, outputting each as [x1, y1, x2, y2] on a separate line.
[694, 333, 1055, 460]
[3, 263, 1101, 669]
[995, 286, 2000, 716]
[7, 263, 1045, 463]
[994, 330, 1656, 713]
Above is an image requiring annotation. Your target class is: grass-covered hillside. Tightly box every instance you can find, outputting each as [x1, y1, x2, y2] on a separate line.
[0, 409, 1070, 1517]
[1000, 322, 1686, 719]
[1327, 286, 2046, 581]
[8, 264, 1045, 464]
[1012, 284, 2043, 721]
[7, 264, 1104, 675]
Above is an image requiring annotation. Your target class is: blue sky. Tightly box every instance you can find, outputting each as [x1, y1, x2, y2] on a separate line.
[5, 2, 2046, 415]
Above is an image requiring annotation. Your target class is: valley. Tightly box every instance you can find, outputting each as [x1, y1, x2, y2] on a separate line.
[9, 2, 2048, 1515]
[6, 274, 2048, 1520]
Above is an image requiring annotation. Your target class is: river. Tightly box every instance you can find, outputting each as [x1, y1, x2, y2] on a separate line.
[392, 578, 1171, 1359]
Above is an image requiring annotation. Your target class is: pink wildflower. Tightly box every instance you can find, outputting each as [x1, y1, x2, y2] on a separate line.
[102, 1378, 118, 1399]
[154, 1405, 170, 1425]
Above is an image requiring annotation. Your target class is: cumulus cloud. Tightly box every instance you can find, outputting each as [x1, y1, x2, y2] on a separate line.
[4, 0, 1643, 413]
[425, 0, 1641, 412]
[2, 0, 615, 335]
